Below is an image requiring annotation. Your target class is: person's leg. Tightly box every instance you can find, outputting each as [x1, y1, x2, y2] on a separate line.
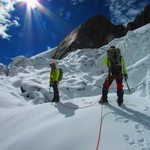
[99, 76, 114, 103]
[51, 82, 60, 102]
[116, 78, 124, 106]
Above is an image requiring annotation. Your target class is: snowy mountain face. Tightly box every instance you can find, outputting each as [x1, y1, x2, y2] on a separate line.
[55, 4, 150, 60]
[0, 24, 150, 150]
[0, 24, 150, 106]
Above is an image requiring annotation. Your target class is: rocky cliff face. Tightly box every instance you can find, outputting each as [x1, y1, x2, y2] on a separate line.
[126, 4, 150, 31]
[54, 15, 125, 59]
[54, 4, 150, 59]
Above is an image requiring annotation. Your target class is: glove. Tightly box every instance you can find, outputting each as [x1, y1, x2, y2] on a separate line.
[124, 73, 128, 80]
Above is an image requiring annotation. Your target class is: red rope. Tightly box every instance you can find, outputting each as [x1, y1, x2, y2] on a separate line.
[96, 105, 103, 150]
[59, 98, 104, 150]
[59, 99, 99, 109]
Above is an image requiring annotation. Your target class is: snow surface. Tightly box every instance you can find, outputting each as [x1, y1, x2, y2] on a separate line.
[0, 24, 150, 150]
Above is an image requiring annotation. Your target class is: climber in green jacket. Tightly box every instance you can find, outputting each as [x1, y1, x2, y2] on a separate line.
[99, 46, 128, 106]
[49, 62, 60, 103]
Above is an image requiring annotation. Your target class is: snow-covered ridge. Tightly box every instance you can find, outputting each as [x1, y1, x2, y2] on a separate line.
[0, 24, 150, 106]
[0, 24, 150, 150]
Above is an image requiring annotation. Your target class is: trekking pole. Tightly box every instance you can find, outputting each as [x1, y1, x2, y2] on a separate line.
[125, 79, 131, 92]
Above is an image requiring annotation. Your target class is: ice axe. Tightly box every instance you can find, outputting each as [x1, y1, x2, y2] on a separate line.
[125, 78, 131, 92]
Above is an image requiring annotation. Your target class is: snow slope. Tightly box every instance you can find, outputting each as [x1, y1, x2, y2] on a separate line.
[0, 24, 150, 150]
[0, 95, 150, 150]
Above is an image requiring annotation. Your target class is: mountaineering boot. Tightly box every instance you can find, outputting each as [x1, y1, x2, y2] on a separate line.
[117, 89, 124, 106]
[51, 99, 56, 102]
[51, 98, 60, 103]
[99, 97, 108, 104]
[55, 99, 60, 103]
[51, 91, 60, 103]
[99, 87, 108, 104]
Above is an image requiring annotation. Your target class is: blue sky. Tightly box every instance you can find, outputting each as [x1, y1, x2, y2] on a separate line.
[0, 0, 149, 65]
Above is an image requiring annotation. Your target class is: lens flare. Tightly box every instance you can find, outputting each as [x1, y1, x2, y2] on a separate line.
[24, 0, 38, 9]
[14, 0, 72, 45]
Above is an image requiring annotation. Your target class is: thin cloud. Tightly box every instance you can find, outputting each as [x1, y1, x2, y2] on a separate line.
[12, 17, 20, 27]
[0, 0, 20, 39]
[127, 9, 140, 17]
[0, 24, 11, 39]
[105, 0, 150, 25]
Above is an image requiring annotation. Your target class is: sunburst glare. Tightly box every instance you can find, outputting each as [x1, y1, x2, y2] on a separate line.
[23, 0, 39, 9]
[14, 0, 72, 42]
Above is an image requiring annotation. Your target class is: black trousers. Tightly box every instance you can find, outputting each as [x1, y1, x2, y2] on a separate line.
[102, 72, 124, 102]
[52, 82, 60, 100]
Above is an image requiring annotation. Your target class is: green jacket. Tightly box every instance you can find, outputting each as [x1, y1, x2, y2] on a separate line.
[50, 68, 60, 85]
[102, 56, 127, 74]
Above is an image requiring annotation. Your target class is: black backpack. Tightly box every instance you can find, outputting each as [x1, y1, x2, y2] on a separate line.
[107, 48, 122, 72]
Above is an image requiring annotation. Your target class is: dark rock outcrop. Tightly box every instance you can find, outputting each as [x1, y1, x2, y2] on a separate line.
[54, 4, 150, 59]
[126, 4, 150, 31]
[54, 15, 125, 59]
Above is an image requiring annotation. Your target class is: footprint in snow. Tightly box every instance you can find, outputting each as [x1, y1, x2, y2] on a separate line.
[115, 115, 131, 124]
[123, 124, 150, 149]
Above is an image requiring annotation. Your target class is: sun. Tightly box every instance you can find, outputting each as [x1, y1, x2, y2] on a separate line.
[24, 0, 39, 9]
